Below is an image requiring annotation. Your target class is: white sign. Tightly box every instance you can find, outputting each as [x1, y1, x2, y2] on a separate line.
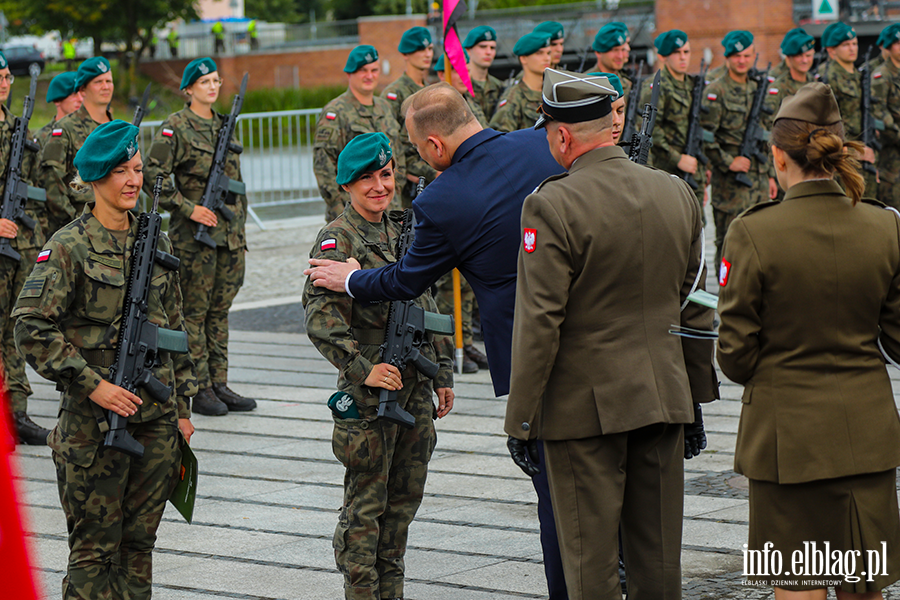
[813, 0, 838, 21]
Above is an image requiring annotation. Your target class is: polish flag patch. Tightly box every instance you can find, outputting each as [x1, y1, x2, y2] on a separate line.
[523, 228, 537, 253]
[767, 76, 775, 83]
[768, 88, 779, 95]
[162, 128, 174, 137]
[874, 72, 883, 79]
[51, 128, 63, 137]
[706, 93, 717, 101]
[36, 249, 52, 263]
[498, 99, 508, 108]
[386, 92, 398, 100]
[719, 258, 731, 287]
[320, 238, 337, 251]
[325, 112, 337, 121]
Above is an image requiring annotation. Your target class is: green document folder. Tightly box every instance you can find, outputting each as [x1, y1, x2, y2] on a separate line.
[687, 289, 719, 310]
[169, 442, 197, 524]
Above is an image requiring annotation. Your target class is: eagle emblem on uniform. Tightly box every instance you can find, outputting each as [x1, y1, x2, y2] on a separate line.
[486, 32, 493, 40]
[617, 36, 624, 44]
[0, 56, 5, 68]
[523, 228, 537, 253]
[735, 42, 744, 52]
[378, 148, 388, 166]
[366, 53, 374, 61]
[335, 394, 354, 412]
[199, 63, 209, 74]
[676, 38, 683, 47]
[126, 137, 137, 159]
[719, 259, 731, 287]
[99, 61, 108, 73]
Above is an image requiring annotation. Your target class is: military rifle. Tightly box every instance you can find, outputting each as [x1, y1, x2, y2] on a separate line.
[629, 70, 661, 165]
[860, 46, 882, 175]
[734, 56, 773, 188]
[104, 176, 189, 458]
[0, 65, 46, 263]
[377, 187, 454, 428]
[620, 61, 645, 149]
[132, 83, 152, 126]
[680, 59, 711, 190]
[194, 73, 249, 249]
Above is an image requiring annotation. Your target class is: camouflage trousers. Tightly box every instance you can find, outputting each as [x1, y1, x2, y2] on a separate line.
[435, 271, 475, 347]
[52, 410, 181, 600]
[177, 244, 245, 388]
[877, 148, 900, 210]
[332, 380, 437, 600]
[1, 246, 36, 412]
[710, 169, 768, 270]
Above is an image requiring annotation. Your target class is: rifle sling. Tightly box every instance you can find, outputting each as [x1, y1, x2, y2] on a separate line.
[79, 347, 170, 372]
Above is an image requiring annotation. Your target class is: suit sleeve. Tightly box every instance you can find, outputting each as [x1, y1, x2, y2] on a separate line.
[716, 217, 764, 384]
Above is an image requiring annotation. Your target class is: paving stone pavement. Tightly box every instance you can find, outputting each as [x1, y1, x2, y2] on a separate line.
[14, 207, 900, 599]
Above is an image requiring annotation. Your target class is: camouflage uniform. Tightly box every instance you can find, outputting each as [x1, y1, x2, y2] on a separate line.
[618, 68, 633, 99]
[875, 58, 900, 209]
[302, 204, 452, 600]
[37, 104, 113, 236]
[489, 80, 542, 132]
[706, 64, 728, 83]
[769, 60, 789, 82]
[471, 74, 504, 120]
[762, 71, 815, 200]
[466, 94, 489, 127]
[12, 203, 197, 600]
[314, 92, 406, 222]
[381, 73, 435, 208]
[700, 74, 772, 268]
[0, 103, 44, 413]
[144, 107, 247, 391]
[34, 117, 56, 150]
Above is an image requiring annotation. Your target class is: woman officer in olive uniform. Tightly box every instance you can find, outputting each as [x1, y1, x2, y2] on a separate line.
[144, 57, 255, 416]
[718, 83, 900, 598]
[13, 120, 197, 599]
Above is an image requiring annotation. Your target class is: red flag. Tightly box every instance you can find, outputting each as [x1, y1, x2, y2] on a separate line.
[0, 386, 41, 600]
[442, 0, 475, 97]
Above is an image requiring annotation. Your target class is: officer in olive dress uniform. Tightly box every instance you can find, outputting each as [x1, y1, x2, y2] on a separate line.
[464, 26, 504, 120]
[592, 22, 633, 98]
[314, 46, 406, 222]
[505, 69, 717, 600]
[489, 32, 551, 132]
[874, 23, 900, 209]
[302, 132, 453, 600]
[143, 58, 256, 416]
[14, 120, 197, 600]
[718, 82, 900, 596]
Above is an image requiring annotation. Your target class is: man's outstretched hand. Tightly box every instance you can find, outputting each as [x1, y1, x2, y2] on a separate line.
[304, 257, 361, 292]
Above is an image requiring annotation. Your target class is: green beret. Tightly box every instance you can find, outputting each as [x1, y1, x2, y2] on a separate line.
[593, 23, 629, 53]
[181, 57, 217, 89]
[75, 56, 112, 90]
[434, 50, 469, 71]
[654, 30, 688, 57]
[534, 21, 564, 41]
[398, 27, 432, 54]
[774, 81, 841, 126]
[722, 30, 754, 57]
[336, 132, 393, 186]
[535, 69, 616, 129]
[822, 22, 855, 48]
[586, 71, 624, 100]
[879, 23, 900, 48]
[463, 26, 497, 48]
[780, 28, 815, 57]
[74, 120, 141, 183]
[0, 51, 6, 70]
[344, 45, 379, 74]
[514, 32, 551, 57]
[46, 71, 78, 103]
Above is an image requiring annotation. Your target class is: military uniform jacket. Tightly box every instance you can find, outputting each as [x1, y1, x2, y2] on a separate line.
[504, 146, 718, 441]
[472, 74, 504, 121]
[0, 104, 44, 251]
[13, 204, 198, 463]
[700, 75, 771, 178]
[717, 180, 900, 484]
[822, 60, 887, 142]
[875, 58, 900, 148]
[489, 80, 542, 132]
[382, 73, 438, 189]
[313, 91, 406, 211]
[302, 204, 452, 407]
[34, 117, 55, 151]
[144, 106, 248, 252]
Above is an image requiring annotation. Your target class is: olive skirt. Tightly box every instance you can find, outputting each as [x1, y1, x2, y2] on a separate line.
[747, 469, 900, 592]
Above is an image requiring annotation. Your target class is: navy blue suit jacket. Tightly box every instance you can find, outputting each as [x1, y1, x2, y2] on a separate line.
[349, 127, 564, 396]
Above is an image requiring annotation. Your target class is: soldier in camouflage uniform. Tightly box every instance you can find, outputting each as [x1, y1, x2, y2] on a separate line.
[700, 31, 778, 270]
[34, 71, 82, 150]
[314, 45, 406, 222]
[0, 50, 50, 445]
[489, 32, 551, 132]
[381, 27, 435, 208]
[592, 22, 633, 98]
[37, 57, 113, 237]
[464, 26, 504, 120]
[302, 133, 453, 600]
[13, 121, 197, 600]
[534, 21, 565, 69]
[875, 23, 900, 209]
[763, 29, 816, 119]
[144, 58, 255, 416]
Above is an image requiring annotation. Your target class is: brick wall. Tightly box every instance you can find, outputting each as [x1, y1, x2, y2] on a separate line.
[359, 15, 428, 86]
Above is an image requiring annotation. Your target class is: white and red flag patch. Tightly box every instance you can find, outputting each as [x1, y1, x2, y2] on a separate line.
[320, 238, 337, 252]
[325, 112, 337, 121]
[768, 88, 779, 95]
[497, 99, 508, 108]
[874, 72, 883, 79]
[386, 92, 398, 101]
[51, 128, 63, 137]
[706, 93, 717, 101]
[523, 228, 537, 253]
[719, 258, 731, 287]
[36, 249, 51, 263]
[162, 128, 174, 137]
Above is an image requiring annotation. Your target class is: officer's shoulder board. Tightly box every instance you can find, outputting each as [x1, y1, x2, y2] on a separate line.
[530, 172, 568, 195]
[861, 197, 888, 209]
[738, 199, 780, 218]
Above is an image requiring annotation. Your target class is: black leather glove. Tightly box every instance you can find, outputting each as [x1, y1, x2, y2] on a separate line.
[684, 402, 707, 460]
[507, 436, 541, 477]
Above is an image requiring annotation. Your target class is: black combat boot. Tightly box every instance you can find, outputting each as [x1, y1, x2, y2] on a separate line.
[464, 344, 490, 369]
[212, 383, 257, 411]
[192, 387, 228, 416]
[13, 411, 50, 445]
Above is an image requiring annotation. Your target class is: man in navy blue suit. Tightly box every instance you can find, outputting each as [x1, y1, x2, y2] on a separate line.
[305, 82, 569, 599]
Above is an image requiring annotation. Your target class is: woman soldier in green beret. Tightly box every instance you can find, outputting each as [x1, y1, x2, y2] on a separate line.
[302, 132, 453, 600]
[144, 57, 256, 416]
[13, 120, 197, 599]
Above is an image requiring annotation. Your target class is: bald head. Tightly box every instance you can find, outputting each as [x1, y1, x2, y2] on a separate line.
[402, 82, 477, 139]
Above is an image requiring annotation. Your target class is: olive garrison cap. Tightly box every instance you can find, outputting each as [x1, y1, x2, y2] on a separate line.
[534, 21, 565, 41]
[780, 28, 815, 57]
[654, 30, 688, 57]
[463, 25, 497, 48]
[398, 26, 432, 54]
[722, 30, 754, 57]
[344, 45, 379, 73]
[822, 22, 855, 48]
[514, 32, 551, 57]
[336, 132, 393, 186]
[593, 23, 629, 53]
[586, 71, 624, 100]
[74, 120, 141, 183]
[46, 71, 78, 103]
[774, 82, 841, 126]
[879, 23, 900, 48]
[0, 51, 7, 70]
[434, 50, 470, 71]
[534, 69, 617, 130]
[75, 56, 112, 90]
[180, 57, 217, 90]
